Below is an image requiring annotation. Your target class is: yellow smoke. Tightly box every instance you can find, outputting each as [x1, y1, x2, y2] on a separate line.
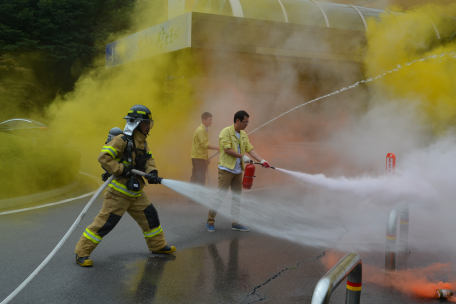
[365, 2, 456, 134]
[46, 2, 201, 180]
[4, 0, 456, 199]
[47, 57, 199, 180]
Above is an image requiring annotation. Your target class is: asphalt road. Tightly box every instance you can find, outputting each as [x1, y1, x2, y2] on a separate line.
[0, 177, 454, 304]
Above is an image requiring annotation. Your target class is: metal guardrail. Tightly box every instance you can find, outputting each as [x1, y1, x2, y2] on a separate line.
[385, 202, 409, 271]
[311, 252, 362, 304]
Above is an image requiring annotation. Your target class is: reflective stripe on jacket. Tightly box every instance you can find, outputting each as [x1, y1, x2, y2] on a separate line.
[218, 124, 253, 170]
[191, 123, 209, 160]
[98, 130, 157, 198]
[108, 180, 141, 197]
[101, 145, 118, 158]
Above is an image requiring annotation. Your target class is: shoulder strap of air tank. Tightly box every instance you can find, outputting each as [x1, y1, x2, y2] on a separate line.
[128, 137, 147, 184]
[120, 135, 133, 164]
[131, 138, 147, 154]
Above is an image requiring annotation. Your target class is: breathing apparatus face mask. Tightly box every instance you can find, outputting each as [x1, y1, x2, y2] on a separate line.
[124, 118, 154, 136]
[123, 117, 155, 136]
[145, 120, 154, 131]
[138, 120, 154, 135]
[123, 119, 141, 136]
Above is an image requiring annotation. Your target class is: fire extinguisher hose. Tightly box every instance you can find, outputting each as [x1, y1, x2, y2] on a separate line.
[0, 175, 115, 304]
[250, 162, 276, 169]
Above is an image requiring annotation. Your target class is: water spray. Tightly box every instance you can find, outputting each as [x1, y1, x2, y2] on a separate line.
[208, 51, 456, 162]
[248, 52, 456, 135]
[4, 52, 455, 304]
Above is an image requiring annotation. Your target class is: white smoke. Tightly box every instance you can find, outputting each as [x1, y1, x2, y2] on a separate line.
[164, 97, 456, 254]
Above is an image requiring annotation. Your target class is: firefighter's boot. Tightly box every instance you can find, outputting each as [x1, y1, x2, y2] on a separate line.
[76, 254, 93, 267]
[152, 245, 177, 254]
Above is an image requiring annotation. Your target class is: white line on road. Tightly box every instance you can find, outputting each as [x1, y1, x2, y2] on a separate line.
[0, 191, 97, 216]
[0, 172, 102, 216]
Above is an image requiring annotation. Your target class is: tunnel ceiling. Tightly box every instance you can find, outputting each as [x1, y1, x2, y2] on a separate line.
[192, 0, 456, 40]
[105, 0, 456, 68]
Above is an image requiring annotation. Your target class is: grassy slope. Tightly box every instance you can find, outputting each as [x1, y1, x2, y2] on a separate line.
[0, 132, 80, 199]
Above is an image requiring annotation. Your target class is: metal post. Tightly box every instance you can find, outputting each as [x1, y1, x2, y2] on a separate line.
[345, 261, 362, 304]
[311, 252, 362, 304]
[385, 207, 398, 271]
[398, 205, 409, 269]
[385, 203, 409, 271]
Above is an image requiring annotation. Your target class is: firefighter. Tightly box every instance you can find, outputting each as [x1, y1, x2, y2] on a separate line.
[190, 112, 218, 186]
[75, 105, 176, 267]
[206, 110, 270, 232]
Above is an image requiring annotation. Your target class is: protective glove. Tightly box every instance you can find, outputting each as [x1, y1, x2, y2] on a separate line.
[260, 159, 271, 168]
[242, 155, 252, 163]
[101, 172, 112, 182]
[145, 170, 163, 185]
[121, 165, 133, 178]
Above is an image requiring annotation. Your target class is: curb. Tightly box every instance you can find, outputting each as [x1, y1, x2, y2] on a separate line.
[79, 171, 103, 187]
[0, 172, 100, 210]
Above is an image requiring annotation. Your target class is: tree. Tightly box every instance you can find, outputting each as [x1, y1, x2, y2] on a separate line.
[0, 55, 41, 119]
[0, 0, 136, 106]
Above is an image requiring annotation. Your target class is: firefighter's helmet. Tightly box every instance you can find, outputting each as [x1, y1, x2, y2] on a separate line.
[123, 105, 154, 136]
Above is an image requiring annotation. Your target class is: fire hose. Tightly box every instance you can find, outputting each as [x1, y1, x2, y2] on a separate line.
[1, 169, 151, 304]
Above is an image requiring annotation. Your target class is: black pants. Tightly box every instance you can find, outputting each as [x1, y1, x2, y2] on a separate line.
[190, 158, 208, 186]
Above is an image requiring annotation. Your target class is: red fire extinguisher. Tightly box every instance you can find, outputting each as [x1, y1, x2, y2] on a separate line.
[242, 163, 256, 189]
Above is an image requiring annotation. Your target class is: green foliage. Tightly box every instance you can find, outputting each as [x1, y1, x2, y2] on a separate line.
[0, 55, 41, 119]
[0, 132, 81, 199]
[0, 0, 136, 102]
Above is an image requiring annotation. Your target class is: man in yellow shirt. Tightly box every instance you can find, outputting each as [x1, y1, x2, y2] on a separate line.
[207, 110, 271, 232]
[190, 112, 218, 186]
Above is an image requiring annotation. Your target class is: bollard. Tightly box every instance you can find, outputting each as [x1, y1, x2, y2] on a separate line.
[398, 205, 409, 268]
[311, 252, 362, 304]
[385, 203, 409, 271]
[386, 153, 396, 175]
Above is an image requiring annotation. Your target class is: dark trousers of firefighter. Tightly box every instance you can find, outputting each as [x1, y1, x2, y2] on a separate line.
[207, 169, 242, 225]
[190, 158, 208, 186]
[75, 190, 166, 257]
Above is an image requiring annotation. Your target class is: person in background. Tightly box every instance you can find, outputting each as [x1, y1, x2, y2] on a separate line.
[206, 110, 271, 232]
[190, 112, 218, 186]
